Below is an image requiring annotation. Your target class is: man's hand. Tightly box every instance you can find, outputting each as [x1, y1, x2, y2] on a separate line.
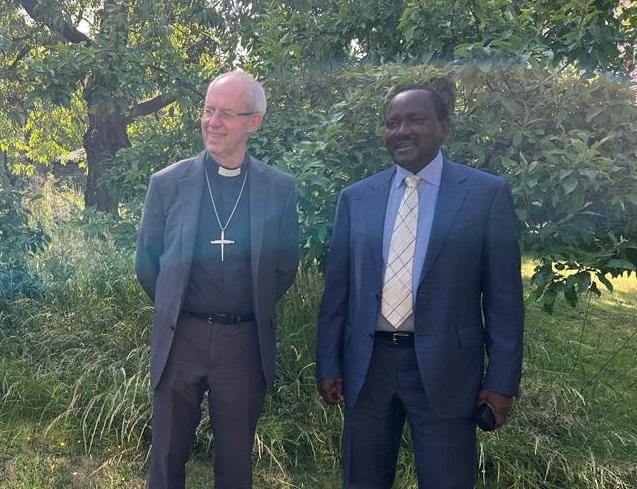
[317, 378, 344, 405]
[476, 390, 514, 429]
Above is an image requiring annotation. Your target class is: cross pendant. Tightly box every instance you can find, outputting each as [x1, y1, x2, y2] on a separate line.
[210, 229, 235, 262]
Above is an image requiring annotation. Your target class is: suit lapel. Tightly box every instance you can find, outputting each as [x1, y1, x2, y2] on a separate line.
[179, 151, 206, 276]
[364, 167, 395, 278]
[419, 159, 468, 284]
[248, 156, 268, 297]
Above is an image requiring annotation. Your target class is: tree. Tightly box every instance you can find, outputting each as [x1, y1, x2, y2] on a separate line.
[235, 1, 636, 74]
[400, 0, 635, 72]
[1, 0, 634, 307]
[2, 0, 634, 214]
[1, 0, 233, 213]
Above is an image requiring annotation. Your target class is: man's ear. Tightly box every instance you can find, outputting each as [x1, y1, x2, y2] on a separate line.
[246, 113, 264, 134]
[441, 117, 451, 139]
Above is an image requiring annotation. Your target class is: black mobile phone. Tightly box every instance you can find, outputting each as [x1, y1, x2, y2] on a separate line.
[474, 403, 496, 431]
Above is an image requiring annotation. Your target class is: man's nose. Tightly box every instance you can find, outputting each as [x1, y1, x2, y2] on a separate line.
[212, 112, 225, 122]
[204, 110, 225, 125]
[396, 121, 411, 135]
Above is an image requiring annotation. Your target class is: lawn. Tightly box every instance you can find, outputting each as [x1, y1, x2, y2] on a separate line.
[0, 186, 635, 488]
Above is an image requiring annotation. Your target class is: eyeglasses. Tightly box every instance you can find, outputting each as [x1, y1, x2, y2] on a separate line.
[201, 106, 257, 121]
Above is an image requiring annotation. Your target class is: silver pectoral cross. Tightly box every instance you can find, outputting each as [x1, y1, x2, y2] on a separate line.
[210, 229, 235, 262]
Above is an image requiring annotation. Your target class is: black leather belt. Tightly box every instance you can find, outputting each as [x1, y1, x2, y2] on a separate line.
[375, 331, 414, 346]
[183, 311, 255, 325]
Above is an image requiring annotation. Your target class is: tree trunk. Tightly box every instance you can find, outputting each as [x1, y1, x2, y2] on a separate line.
[83, 102, 130, 215]
[0, 150, 7, 178]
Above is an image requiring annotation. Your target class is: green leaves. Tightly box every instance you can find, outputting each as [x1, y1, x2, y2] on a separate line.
[1, 1, 634, 304]
[256, 62, 637, 294]
[448, 64, 636, 310]
[0, 175, 50, 301]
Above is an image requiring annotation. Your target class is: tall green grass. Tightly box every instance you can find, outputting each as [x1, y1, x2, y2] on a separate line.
[0, 180, 635, 488]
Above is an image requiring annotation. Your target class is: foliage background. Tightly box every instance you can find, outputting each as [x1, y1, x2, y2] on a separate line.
[0, 0, 636, 487]
[1, 0, 636, 304]
[105, 63, 637, 309]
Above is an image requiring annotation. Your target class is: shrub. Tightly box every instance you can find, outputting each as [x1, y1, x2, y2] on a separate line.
[0, 174, 48, 302]
[259, 64, 637, 309]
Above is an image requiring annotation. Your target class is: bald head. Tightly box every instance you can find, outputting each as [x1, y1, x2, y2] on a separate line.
[209, 70, 267, 115]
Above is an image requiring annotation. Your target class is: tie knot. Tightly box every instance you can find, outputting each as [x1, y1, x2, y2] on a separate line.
[404, 175, 421, 188]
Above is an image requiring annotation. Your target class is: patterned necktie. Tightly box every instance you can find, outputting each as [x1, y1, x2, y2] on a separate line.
[381, 175, 421, 328]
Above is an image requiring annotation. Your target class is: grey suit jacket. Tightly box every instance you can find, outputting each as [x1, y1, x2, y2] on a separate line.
[316, 158, 524, 417]
[136, 151, 299, 388]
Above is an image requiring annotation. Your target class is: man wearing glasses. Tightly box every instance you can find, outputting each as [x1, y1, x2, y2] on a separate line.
[136, 70, 299, 489]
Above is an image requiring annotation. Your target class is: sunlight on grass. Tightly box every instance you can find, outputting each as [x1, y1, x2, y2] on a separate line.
[522, 257, 636, 307]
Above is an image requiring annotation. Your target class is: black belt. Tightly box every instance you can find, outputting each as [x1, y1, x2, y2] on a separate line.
[375, 331, 414, 346]
[183, 311, 255, 325]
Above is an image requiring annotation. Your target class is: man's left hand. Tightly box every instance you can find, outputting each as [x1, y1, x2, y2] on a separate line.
[476, 390, 514, 429]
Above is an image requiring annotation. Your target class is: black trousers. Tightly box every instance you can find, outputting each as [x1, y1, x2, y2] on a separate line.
[343, 336, 476, 489]
[148, 314, 266, 489]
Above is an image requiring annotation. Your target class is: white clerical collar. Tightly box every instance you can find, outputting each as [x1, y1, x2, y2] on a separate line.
[218, 165, 242, 177]
[207, 151, 249, 177]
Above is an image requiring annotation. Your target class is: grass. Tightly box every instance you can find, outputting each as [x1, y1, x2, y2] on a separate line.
[0, 180, 635, 488]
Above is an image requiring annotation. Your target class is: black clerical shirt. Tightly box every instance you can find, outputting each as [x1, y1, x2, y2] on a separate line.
[182, 153, 253, 315]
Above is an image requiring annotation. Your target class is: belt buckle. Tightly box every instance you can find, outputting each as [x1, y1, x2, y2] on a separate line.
[392, 332, 409, 345]
[203, 313, 245, 325]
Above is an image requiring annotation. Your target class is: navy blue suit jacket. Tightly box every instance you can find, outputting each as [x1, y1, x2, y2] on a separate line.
[316, 158, 524, 417]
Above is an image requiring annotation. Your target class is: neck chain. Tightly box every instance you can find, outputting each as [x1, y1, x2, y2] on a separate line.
[204, 164, 249, 262]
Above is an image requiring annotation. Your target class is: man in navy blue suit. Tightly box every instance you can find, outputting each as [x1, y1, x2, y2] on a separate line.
[315, 84, 524, 488]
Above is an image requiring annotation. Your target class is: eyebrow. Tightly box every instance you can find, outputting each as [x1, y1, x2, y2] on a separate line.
[386, 111, 431, 119]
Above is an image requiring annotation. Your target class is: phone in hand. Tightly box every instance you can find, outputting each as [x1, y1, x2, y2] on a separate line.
[474, 402, 496, 431]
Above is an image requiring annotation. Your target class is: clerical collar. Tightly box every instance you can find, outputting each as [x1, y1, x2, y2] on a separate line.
[218, 165, 241, 177]
[206, 152, 249, 178]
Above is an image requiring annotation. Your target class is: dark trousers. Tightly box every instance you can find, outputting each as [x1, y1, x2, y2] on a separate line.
[344, 337, 476, 489]
[148, 314, 266, 489]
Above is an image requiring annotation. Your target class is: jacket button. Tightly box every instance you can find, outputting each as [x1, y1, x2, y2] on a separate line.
[170, 324, 175, 331]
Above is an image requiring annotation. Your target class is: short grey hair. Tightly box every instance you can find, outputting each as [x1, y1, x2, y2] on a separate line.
[210, 70, 267, 115]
